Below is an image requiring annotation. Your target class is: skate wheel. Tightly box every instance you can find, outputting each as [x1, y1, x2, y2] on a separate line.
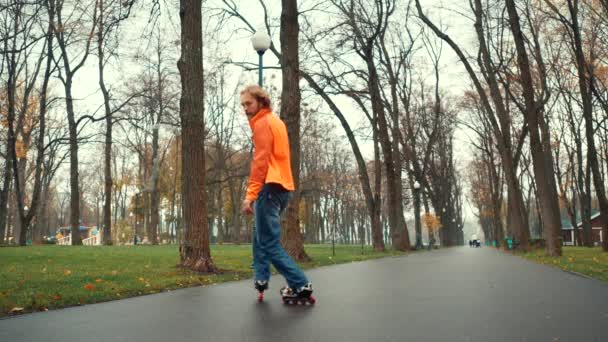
[308, 296, 316, 304]
[257, 292, 264, 302]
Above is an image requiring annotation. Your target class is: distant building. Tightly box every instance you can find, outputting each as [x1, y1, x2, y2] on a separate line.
[56, 226, 101, 245]
[561, 211, 604, 246]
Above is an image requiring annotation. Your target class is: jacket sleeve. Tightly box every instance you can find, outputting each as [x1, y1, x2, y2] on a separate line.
[245, 119, 273, 201]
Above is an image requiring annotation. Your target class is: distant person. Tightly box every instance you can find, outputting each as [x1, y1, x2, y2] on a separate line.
[239, 85, 314, 304]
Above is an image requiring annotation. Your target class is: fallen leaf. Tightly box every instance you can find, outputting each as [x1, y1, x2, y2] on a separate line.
[568, 257, 574, 263]
[64, 270, 72, 276]
[138, 277, 145, 282]
[95, 279, 104, 283]
[111, 270, 118, 275]
[10, 307, 24, 313]
[52, 294, 62, 301]
[84, 283, 95, 291]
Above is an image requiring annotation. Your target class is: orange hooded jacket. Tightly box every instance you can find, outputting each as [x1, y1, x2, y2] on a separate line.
[245, 108, 295, 201]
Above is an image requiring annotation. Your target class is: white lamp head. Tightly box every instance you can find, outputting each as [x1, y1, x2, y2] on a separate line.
[251, 29, 271, 53]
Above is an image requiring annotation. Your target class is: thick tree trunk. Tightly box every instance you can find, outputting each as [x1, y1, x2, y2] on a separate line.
[279, 0, 310, 261]
[177, 0, 216, 272]
[0, 113, 14, 245]
[581, 165, 593, 246]
[502, 154, 529, 247]
[372, 138, 384, 251]
[66, 84, 83, 246]
[149, 125, 161, 245]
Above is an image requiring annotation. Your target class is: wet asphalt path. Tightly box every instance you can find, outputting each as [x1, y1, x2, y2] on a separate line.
[1, 247, 607, 342]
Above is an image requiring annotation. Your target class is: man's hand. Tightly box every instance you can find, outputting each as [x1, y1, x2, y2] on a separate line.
[241, 199, 253, 215]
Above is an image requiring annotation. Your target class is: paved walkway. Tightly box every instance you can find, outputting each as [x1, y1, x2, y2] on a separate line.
[1, 247, 607, 341]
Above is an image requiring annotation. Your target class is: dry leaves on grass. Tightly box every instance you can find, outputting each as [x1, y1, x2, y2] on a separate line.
[84, 283, 95, 291]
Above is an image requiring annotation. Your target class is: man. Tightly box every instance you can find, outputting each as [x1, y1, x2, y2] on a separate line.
[240, 85, 313, 301]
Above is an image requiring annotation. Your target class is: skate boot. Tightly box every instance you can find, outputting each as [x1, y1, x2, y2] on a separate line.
[280, 282, 315, 305]
[254, 280, 268, 302]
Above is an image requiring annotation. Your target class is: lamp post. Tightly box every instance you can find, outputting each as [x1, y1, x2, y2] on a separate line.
[129, 212, 135, 245]
[251, 28, 271, 86]
[132, 192, 141, 245]
[413, 181, 422, 249]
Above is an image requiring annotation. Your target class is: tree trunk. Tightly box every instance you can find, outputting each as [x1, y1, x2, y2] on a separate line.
[581, 163, 593, 246]
[279, 0, 309, 261]
[0, 153, 11, 244]
[177, 0, 216, 272]
[65, 83, 83, 245]
[99, 0, 113, 245]
[149, 125, 161, 245]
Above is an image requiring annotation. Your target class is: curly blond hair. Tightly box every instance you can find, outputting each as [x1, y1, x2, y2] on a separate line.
[240, 85, 272, 109]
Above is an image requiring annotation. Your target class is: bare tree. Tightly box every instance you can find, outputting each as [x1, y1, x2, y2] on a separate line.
[97, 0, 135, 245]
[504, 0, 562, 255]
[177, 0, 215, 272]
[333, 0, 410, 250]
[544, 0, 608, 251]
[415, 0, 532, 250]
[48, 0, 101, 245]
[3, 1, 53, 245]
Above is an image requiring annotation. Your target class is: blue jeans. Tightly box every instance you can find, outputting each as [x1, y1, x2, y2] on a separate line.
[253, 183, 308, 289]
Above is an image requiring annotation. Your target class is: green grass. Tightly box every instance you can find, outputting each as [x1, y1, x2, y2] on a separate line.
[0, 244, 405, 317]
[518, 246, 608, 282]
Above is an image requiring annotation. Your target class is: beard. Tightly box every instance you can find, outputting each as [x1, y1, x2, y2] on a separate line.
[246, 105, 261, 117]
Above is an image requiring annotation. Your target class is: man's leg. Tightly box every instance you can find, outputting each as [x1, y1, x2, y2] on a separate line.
[253, 200, 271, 282]
[256, 189, 308, 290]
